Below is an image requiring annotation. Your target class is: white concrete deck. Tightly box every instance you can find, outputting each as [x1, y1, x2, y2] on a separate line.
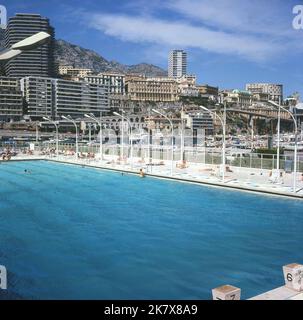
[249, 286, 303, 300]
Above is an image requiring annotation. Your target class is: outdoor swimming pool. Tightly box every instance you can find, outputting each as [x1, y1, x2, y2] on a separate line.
[0, 160, 302, 300]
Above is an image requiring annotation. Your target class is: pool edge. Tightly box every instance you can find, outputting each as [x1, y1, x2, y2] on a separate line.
[44, 158, 303, 201]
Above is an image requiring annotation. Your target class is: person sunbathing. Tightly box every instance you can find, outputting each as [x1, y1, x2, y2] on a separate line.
[2, 153, 11, 161]
[176, 160, 188, 169]
[226, 166, 233, 173]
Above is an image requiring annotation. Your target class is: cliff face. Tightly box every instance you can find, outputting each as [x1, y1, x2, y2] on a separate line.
[55, 39, 167, 77]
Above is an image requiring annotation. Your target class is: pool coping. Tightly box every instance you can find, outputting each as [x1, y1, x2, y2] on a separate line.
[3, 157, 303, 200]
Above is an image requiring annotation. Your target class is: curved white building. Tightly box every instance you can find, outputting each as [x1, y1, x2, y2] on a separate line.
[0, 48, 22, 61]
[11, 31, 50, 51]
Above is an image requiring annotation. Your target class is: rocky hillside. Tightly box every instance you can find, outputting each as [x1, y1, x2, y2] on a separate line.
[55, 39, 167, 77]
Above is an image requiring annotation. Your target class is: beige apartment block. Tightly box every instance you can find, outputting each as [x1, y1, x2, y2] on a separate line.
[125, 76, 179, 102]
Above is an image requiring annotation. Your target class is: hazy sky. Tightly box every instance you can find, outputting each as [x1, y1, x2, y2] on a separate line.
[2, 0, 303, 97]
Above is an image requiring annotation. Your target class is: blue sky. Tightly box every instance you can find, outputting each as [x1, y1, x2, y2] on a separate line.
[2, 0, 303, 98]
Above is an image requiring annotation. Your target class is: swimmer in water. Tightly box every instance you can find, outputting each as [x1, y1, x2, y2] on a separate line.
[139, 169, 145, 178]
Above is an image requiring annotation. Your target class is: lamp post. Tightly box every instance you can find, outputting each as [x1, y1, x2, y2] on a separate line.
[152, 109, 174, 176]
[43, 117, 59, 157]
[114, 112, 133, 169]
[84, 113, 103, 161]
[36, 122, 39, 143]
[268, 100, 281, 172]
[199, 106, 226, 183]
[268, 101, 298, 192]
[180, 104, 185, 162]
[148, 107, 152, 167]
[61, 115, 79, 158]
[88, 123, 92, 143]
[251, 117, 254, 152]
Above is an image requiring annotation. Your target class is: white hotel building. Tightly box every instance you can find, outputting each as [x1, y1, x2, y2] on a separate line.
[84, 73, 125, 95]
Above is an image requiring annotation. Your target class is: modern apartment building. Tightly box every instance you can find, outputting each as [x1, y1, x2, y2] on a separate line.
[168, 50, 187, 78]
[0, 28, 4, 49]
[183, 112, 214, 135]
[55, 79, 109, 118]
[85, 73, 125, 95]
[20, 77, 54, 119]
[245, 83, 283, 104]
[21, 77, 109, 120]
[125, 76, 179, 102]
[0, 28, 5, 76]
[0, 77, 23, 121]
[4, 13, 56, 78]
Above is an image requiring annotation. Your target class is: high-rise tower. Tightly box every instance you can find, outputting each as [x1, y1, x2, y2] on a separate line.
[168, 50, 187, 78]
[4, 13, 56, 78]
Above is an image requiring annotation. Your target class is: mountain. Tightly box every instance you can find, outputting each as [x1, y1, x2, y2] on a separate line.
[55, 39, 167, 77]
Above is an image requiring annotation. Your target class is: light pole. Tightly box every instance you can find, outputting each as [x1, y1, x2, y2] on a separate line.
[114, 112, 134, 169]
[36, 122, 39, 143]
[268, 100, 281, 172]
[88, 123, 92, 143]
[121, 116, 124, 160]
[199, 106, 226, 183]
[250, 117, 254, 152]
[43, 117, 59, 157]
[152, 109, 174, 176]
[148, 107, 152, 167]
[84, 113, 103, 161]
[268, 101, 299, 192]
[180, 104, 185, 162]
[61, 115, 79, 158]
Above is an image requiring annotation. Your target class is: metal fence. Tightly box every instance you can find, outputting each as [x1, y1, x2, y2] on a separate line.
[30, 142, 303, 173]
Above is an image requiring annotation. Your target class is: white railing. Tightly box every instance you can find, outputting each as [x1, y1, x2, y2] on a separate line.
[29, 142, 303, 173]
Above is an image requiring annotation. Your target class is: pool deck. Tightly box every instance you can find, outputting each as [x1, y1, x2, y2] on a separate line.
[3, 154, 303, 200]
[249, 286, 303, 300]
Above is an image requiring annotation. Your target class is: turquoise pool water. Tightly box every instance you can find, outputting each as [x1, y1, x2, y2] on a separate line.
[0, 160, 302, 300]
